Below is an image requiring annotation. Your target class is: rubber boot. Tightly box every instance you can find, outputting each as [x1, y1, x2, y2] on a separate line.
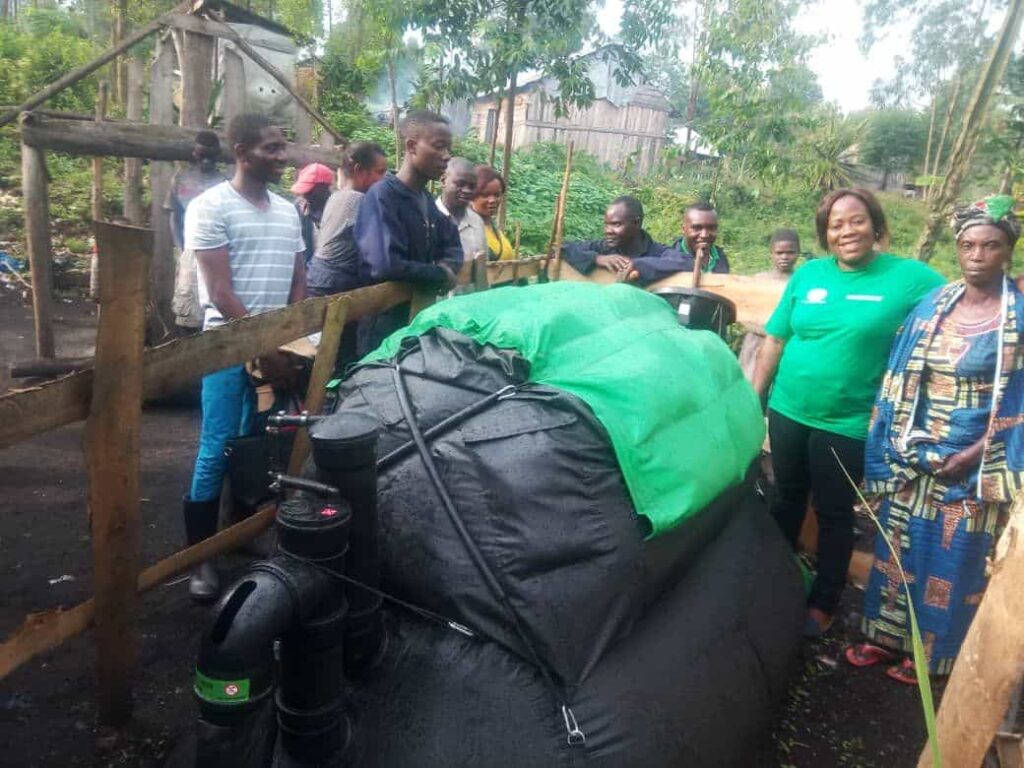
[183, 496, 222, 602]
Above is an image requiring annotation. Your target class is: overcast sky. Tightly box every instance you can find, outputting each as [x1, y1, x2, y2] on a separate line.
[596, 0, 916, 114]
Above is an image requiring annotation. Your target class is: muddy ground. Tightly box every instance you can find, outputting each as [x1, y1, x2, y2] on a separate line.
[0, 287, 932, 767]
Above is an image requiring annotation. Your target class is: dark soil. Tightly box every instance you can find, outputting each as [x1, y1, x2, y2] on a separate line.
[0, 288, 934, 767]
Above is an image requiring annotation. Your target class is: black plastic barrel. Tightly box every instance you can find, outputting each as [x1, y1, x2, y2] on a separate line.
[652, 286, 737, 339]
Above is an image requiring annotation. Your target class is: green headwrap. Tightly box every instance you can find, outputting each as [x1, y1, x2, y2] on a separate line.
[951, 194, 1021, 244]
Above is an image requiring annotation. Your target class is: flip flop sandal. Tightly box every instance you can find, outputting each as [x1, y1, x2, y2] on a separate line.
[845, 643, 898, 668]
[885, 658, 918, 685]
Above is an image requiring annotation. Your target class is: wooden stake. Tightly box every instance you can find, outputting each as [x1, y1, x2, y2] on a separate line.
[148, 36, 177, 344]
[22, 142, 55, 358]
[919, 497, 1024, 767]
[91, 83, 108, 223]
[287, 297, 349, 475]
[548, 141, 574, 282]
[0, 4, 185, 128]
[86, 222, 151, 726]
[122, 58, 145, 224]
[90, 82, 109, 300]
[513, 221, 521, 260]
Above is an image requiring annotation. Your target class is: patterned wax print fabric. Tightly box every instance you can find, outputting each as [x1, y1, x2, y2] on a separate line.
[862, 279, 1024, 673]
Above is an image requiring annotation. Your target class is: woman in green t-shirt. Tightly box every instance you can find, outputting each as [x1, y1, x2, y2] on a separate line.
[752, 188, 945, 637]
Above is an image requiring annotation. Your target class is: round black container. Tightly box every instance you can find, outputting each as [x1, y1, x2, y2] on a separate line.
[653, 286, 737, 339]
[309, 412, 380, 471]
[277, 496, 352, 562]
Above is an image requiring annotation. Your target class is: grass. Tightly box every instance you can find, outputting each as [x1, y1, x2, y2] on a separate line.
[833, 448, 942, 768]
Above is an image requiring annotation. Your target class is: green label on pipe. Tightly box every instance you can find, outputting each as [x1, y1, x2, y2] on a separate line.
[194, 670, 251, 704]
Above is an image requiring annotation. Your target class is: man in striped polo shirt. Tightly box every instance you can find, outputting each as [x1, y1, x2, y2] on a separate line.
[182, 113, 306, 601]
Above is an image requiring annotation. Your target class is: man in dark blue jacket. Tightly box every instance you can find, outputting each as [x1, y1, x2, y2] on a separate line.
[561, 196, 676, 285]
[354, 109, 463, 353]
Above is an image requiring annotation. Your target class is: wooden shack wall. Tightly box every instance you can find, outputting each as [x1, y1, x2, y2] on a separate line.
[470, 91, 668, 176]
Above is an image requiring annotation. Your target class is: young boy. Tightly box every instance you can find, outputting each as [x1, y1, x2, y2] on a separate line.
[353, 109, 463, 353]
[739, 229, 801, 380]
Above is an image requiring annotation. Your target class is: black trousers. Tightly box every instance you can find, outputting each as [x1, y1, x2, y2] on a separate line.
[768, 409, 865, 615]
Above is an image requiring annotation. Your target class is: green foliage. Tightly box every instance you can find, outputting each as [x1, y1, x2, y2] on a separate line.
[858, 110, 928, 181]
[0, 9, 100, 113]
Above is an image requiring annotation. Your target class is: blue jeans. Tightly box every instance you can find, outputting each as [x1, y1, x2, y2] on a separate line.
[189, 365, 255, 502]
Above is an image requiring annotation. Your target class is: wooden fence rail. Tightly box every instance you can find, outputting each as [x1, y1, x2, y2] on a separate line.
[0, 282, 412, 450]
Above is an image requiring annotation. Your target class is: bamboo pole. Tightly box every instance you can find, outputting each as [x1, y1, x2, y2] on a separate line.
[21, 142, 55, 358]
[286, 297, 349, 476]
[0, 3, 186, 129]
[86, 222, 150, 726]
[919, 497, 1024, 767]
[547, 141, 575, 282]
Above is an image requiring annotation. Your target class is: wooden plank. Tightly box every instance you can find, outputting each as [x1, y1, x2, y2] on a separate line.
[220, 46, 245, 129]
[180, 27, 214, 129]
[87, 222, 150, 725]
[920, 497, 1024, 767]
[148, 37, 177, 344]
[20, 112, 345, 167]
[22, 143, 55, 359]
[0, 282, 412, 450]
[559, 262, 786, 329]
[0, 3, 186, 129]
[0, 504, 276, 681]
[486, 258, 542, 284]
[164, 13, 346, 145]
[287, 298, 349, 475]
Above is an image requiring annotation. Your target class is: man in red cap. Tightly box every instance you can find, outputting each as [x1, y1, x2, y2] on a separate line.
[291, 162, 335, 264]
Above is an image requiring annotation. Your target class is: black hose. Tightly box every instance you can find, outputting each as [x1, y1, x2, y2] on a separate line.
[389, 364, 574, 727]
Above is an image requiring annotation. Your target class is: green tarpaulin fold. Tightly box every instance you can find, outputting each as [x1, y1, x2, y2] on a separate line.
[366, 282, 765, 535]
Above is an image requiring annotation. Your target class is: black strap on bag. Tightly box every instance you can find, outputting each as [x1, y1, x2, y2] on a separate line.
[390, 363, 586, 747]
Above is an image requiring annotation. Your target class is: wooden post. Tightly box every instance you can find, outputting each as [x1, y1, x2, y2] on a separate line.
[547, 141, 574, 282]
[123, 58, 145, 225]
[221, 47, 246, 130]
[919, 497, 1024, 767]
[22, 142, 55, 358]
[86, 222, 151, 726]
[287, 298, 349, 475]
[90, 82, 109, 300]
[180, 29, 214, 129]
[513, 221, 521, 260]
[148, 37, 177, 344]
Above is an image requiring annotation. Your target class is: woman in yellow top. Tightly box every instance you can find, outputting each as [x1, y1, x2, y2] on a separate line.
[471, 165, 515, 261]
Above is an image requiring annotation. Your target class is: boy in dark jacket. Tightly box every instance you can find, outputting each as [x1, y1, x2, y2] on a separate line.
[354, 109, 463, 353]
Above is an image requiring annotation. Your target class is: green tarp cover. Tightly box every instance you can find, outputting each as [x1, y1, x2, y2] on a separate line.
[366, 282, 765, 535]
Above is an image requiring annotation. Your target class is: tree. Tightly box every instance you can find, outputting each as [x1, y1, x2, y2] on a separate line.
[857, 110, 928, 189]
[915, 0, 1024, 261]
[690, 0, 823, 185]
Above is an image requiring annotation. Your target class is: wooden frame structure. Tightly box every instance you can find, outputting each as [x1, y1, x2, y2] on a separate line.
[6, 1, 346, 357]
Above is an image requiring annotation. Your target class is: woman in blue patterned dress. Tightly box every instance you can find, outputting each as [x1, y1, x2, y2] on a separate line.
[846, 195, 1024, 684]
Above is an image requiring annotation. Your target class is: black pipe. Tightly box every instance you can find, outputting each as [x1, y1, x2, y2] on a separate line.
[194, 496, 351, 768]
[309, 413, 386, 674]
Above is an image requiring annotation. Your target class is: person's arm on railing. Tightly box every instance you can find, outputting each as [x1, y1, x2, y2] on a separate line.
[355, 190, 451, 287]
